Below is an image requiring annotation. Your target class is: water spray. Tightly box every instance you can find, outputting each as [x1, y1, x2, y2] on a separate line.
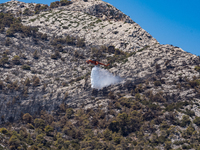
[91, 66, 122, 89]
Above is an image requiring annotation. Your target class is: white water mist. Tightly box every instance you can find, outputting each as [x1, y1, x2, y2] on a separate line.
[91, 66, 122, 89]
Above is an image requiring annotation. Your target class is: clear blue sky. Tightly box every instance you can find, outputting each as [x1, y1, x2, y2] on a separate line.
[104, 0, 200, 56]
[1, 0, 200, 56]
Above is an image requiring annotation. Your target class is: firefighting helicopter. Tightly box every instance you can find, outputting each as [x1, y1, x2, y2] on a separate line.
[86, 60, 109, 66]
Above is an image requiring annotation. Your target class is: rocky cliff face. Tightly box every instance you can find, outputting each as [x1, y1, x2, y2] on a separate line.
[0, 0, 200, 129]
[0, 0, 157, 123]
[1, 1, 200, 149]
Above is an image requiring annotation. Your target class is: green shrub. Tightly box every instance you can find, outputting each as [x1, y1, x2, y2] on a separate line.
[34, 4, 41, 12]
[44, 125, 54, 135]
[103, 128, 112, 141]
[50, 2, 59, 8]
[22, 64, 30, 70]
[60, 0, 72, 6]
[185, 125, 195, 136]
[180, 115, 190, 127]
[34, 10, 40, 15]
[34, 118, 45, 129]
[41, 33, 47, 40]
[26, 123, 34, 129]
[19, 128, 28, 140]
[21, 54, 26, 60]
[155, 63, 160, 70]
[33, 50, 39, 59]
[36, 134, 46, 145]
[40, 5, 48, 10]
[189, 80, 200, 88]
[164, 141, 172, 150]
[114, 48, 122, 55]
[135, 93, 141, 101]
[5, 37, 12, 45]
[195, 66, 200, 72]
[27, 145, 39, 150]
[154, 81, 161, 86]
[0, 13, 20, 29]
[165, 104, 175, 111]
[51, 54, 57, 59]
[70, 140, 80, 150]
[76, 38, 85, 47]
[56, 44, 63, 52]
[135, 84, 143, 93]
[113, 31, 118, 34]
[106, 50, 135, 67]
[0, 26, 4, 33]
[21, 26, 38, 37]
[165, 101, 190, 112]
[66, 35, 76, 45]
[26, 134, 33, 145]
[66, 108, 74, 119]
[54, 50, 61, 59]
[51, 39, 58, 46]
[118, 97, 133, 108]
[109, 113, 132, 136]
[23, 8, 32, 16]
[32, 76, 40, 87]
[193, 116, 200, 127]
[74, 50, 84, 59]
[0, 127, 8, 134]
[22, 113, 33, 123]
[6, 28, 14, 37]
[159, 121, 169, 130]
[55, 137, 64, 148]
[24, 78, 31, 86]
[51, 51, 61, 59]
[62, 122, 77, 138]
[8, 135, 20, 149]
[61, 57, 65, 61]
[0, 80, 4, 90]
[0, 54, 9, 66]
[12, 55, 20, 65]
[63, 141, 70, 149]
[182, 144, 192, 149]
[63, 92, 68, 100]
[184, 109, 195, 117]
[62, 26, 68, 29]
[107, 45, 115, 53]
[112, 132, 121, 144]
[42, 83, 46, 92]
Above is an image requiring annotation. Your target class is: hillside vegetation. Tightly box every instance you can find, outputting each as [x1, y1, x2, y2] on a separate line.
[0, 0, 200, 149]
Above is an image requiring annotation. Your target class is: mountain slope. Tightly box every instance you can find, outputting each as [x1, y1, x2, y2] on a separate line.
[0, 0, 200, 149]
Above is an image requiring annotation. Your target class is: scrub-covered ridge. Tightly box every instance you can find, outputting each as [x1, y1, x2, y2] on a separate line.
[0, 0, 200, 149]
